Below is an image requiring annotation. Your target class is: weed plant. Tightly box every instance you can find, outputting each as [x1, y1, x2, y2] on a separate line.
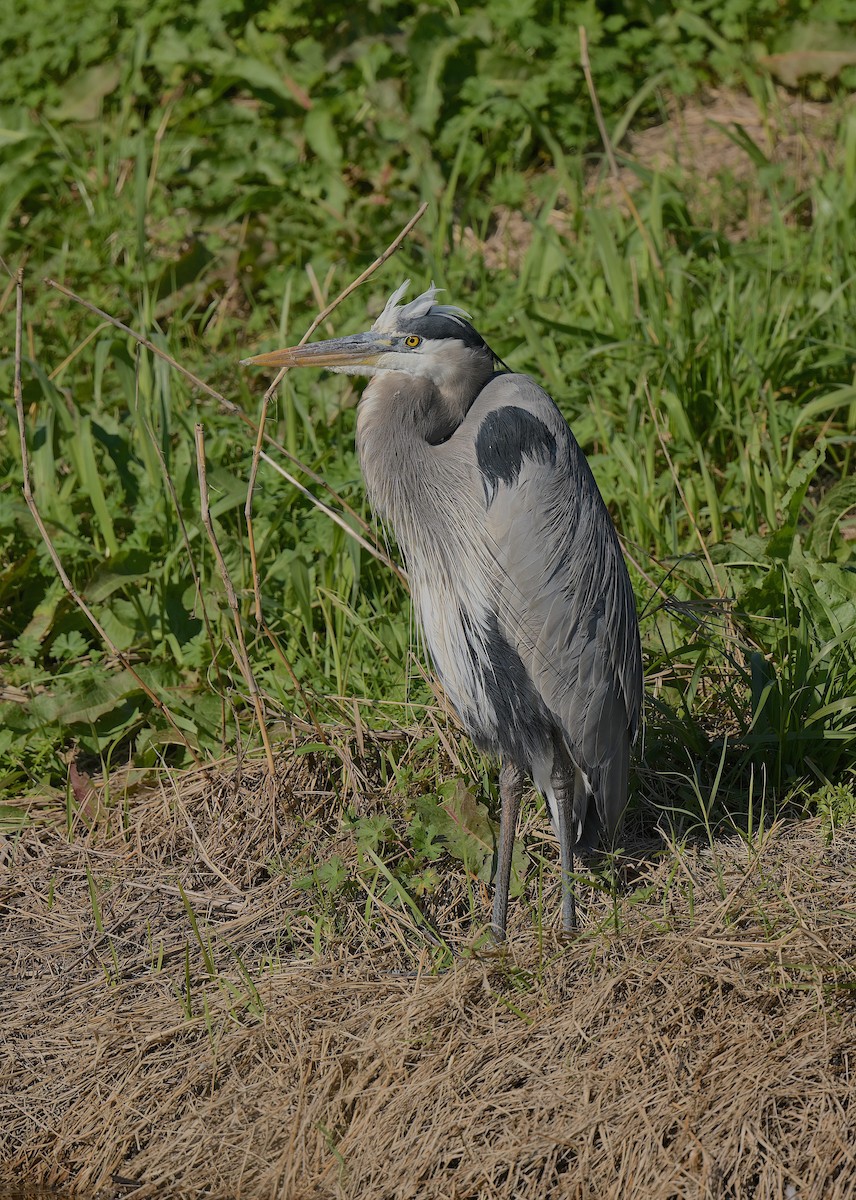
[1, 1, 855, 857]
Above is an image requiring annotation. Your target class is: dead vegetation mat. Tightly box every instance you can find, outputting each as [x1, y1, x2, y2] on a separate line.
[2, 748, 856, 1199]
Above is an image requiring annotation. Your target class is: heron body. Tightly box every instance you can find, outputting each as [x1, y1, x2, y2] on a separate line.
[243, 282, 642, 938]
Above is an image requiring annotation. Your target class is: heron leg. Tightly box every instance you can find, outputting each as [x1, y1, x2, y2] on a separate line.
[491, 760, 524, 940]
[552, 764, 577, 936]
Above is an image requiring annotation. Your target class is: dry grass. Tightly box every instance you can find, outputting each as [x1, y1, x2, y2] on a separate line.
[605, 86, 843, 237]
[460, 87, 849, 269]
[2, 742, 855, 1199]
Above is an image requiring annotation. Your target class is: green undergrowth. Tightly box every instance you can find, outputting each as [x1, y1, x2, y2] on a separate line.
[1, 0, 855, 858]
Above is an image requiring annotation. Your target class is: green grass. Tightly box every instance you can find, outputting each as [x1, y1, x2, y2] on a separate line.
[1, 0, 855, 855]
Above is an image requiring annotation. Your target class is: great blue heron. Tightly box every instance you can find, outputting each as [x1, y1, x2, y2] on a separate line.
[242, 282, 642, 939]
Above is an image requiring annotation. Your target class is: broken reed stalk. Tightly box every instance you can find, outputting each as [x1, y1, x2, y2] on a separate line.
[243, 199, 428, 622]
[194, 422, 276, 777]
[13, 268, 199, 762]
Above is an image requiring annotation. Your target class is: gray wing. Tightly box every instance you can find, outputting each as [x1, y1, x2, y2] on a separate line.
[464, 373, 642, 837]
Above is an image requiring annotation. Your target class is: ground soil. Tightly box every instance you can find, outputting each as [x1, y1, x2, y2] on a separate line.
[2, 746, 855, 1200]
[461, 86, 851, 268]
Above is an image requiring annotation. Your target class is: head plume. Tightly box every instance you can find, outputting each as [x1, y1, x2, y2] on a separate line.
[372, 280, 473, 334]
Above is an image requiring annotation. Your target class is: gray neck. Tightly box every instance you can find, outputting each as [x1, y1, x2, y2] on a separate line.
[355, 357, 492, 534]
[355, 375, 446, 526]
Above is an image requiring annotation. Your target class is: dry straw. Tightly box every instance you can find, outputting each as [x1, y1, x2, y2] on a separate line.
[3, 748, 856, 1198]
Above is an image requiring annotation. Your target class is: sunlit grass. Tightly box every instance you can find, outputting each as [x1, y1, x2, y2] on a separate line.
[0, 12, 854, 849]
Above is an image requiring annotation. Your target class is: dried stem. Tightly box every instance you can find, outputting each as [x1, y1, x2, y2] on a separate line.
[42, 277, 374, 540]
[195, 423, 276, 777]
[259, 451, 406, 584]
[243, 200, 427, 621]
[304, 201, 430, 343]
[14, 269, 199, 760]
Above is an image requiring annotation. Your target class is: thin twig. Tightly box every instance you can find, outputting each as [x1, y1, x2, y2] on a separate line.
[252, 200, 430, 468]
[44, 277, 228, 406]
[243, 201, 428, 621]
[42, 277, 374, 538]
[261, 621, 329, 746]
[303, 201, 430, 344]
[578, 26, 664, 278]
[13, 269, 199, 760]
[259, 451, 407, 584]
[142, 412, 229, 753]
[195, 423, 276, 777]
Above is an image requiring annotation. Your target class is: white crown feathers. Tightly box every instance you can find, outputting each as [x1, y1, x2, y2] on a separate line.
[372, 280, 472, 333]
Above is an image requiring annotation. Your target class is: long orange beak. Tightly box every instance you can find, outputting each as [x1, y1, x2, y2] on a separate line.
[240, 330, 393, 371]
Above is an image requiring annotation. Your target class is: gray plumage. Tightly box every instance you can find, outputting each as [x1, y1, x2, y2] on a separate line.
[242, 281, 642, 939]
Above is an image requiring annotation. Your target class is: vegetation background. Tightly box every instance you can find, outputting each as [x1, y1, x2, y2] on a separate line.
[1, 0, 855, 871]
[2, 4, 856, 1195]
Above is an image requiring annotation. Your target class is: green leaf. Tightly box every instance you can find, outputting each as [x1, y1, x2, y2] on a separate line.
[229, 57, 306, 106]
[439, 779, 494, 880]
[303, 107, 341, 167]
[810, 480, 856, 558]
[86, 549, 154, 604]
[46, 62, 121, 122]
[33, 671, 141, 726]
[67, 415, 118, 556]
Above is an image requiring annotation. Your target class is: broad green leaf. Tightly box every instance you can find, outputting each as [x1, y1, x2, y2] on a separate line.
[33, 671, 141, 726]
[86, 549, 154, 604]
[303, 107, 341, 168]
[46, 62, 121, 122]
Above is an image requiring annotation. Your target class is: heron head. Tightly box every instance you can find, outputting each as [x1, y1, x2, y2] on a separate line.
[240, 281, 502, 383]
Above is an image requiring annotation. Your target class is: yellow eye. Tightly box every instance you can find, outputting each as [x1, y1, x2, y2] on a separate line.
[404, 335, 421, 348]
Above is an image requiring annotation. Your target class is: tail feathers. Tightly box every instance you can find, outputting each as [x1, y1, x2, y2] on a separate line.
[540, 739, 630, 852]
[573, 769, 599, 852]
[573, 742, 630, 853]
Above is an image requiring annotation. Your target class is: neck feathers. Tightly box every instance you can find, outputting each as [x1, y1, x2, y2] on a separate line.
[355, 349, 495, 527]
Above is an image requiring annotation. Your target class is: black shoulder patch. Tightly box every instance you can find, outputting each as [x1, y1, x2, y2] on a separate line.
[475, 406, 557, 505]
